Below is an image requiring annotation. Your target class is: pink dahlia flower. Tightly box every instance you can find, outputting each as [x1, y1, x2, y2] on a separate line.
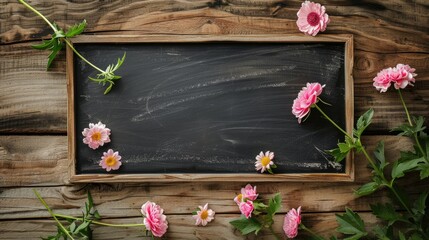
[141, 201, 168, 237]
[297, 1, 330, 36]
[283, 206, 302, 239]
[292, 82, 325, 123]
[193, 203, 215, 226]
[373, 67, 394, 93]
[99, 149, 122, 172]
[82, 121, 111, 149]
[255, 151, 275, 173]
[239, 200, 254, 219]
[392, 64, 416, 89]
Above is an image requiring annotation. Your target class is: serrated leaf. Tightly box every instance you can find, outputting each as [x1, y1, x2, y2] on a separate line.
[47, 41, 64, 69]
[326, 147, 348, 163]
[412, 191, 428, 221]
[32, 39, 54, 50]
[391, 157, 425, 179]
[336, 208, 367, 239]
[353, 109, 374, 138]
[370, 203, 403, 226]
[65, 19, 87, 38]
[230, 216, 262, 235]
[372, 225, 392, 240]
[374, 141, 388, 170]
[419, 163, 429, 179]
[355, 181, 380, 196]
[266, 193, 281, 217]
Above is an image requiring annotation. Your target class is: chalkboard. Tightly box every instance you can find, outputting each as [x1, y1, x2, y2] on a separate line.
[67, 35, 354, 182]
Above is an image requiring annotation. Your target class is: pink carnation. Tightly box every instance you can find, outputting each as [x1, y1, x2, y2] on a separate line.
[283, 206, 302, 239]
[141, 201, 168, 238]
[297, 1, 330, 36]
[82, 121, 111, 150]
[292, 83, 325, 123]
[373, 64, 417, 92]
[239, 200, 254, 219]
[241, 184, 258, 201]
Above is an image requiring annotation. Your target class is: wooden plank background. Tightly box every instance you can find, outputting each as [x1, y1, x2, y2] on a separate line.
[0, 0, 428, 239]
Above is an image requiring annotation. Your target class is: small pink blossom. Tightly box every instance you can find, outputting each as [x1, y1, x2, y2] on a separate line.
[239, 200, 254, 219]
[241, 184, 258, 201]
[193, 203, 215, 226]
[82, 121, 111, 149]
[292, 82, 325, 123]
[297, 1, 330, 36]
[99, 149, 122, 172]
[373, 64, 417, 92]
[283, 206, 302, 239]
[141, 201, 168, 238]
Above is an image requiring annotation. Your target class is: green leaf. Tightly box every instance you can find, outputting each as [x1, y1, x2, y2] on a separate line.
[372, 225, 392, 240]
[326, 147, 348, 163]
[229, 216, 262, 235]
[355, 181, 380, 196]
[412, 191, 428, 223]
[335, 208, 367, 239]
[370, 203, 403, 226]
[353, 109, 374, 138]
[266, 193, 282, 217]
[399, 231, 406, 240]
[374, 141, 388, 170]
[419, 163, 429, 179]
[392, 116, 426, 137]
[391, 157, 425, 179]
[69, 221, 76, 233]
[32, 39, 54, 50]
[74, 220, 91, 234]
[47, 41, 64, 70]
[65, 19, 87, 38]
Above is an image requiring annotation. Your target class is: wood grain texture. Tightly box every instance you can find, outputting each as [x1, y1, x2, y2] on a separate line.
[0, 213, 378, 240]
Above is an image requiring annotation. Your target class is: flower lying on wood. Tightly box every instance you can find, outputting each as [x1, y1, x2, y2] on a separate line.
[296, 1, 330, 36]
[82, 121, 111, 149]
[141, 201, 169, 238]
[255, 151, 277, 174]
[283, 206, 302, 239]
[99, 149, 122, 172]
[18, 0, 126, 94]
[192, 203, 215, 226]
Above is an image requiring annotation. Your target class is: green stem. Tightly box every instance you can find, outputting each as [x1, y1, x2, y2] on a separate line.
[33, 190, 75, 240]
[314, 104, 352, 140]
[386, 184, 414, 217]
[64, 39, 105, 73]
[18, 0, 57, 32]
[54, 213, 146, 228]
[397, 89, 426, 160]
[300, 224, 325, 240]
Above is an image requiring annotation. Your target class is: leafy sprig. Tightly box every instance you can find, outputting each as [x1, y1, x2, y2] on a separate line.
[19, 0, 126, 94]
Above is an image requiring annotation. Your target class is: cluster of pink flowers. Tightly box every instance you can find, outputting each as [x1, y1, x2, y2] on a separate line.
[292, 82, 325, 123]
[141, 201, 169, 237]
[373, 64, 417, 92]
[297, 1, 330, 36]
[234, 184, 258, 218]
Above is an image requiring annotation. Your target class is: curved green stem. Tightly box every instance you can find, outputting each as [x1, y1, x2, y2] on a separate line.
[397, 89, 426, 160]
[34, 190, 75, 240]
[54, 213, 146, 228]
[64, 39, 105, 73]
[18, 0, 57, 32]
[314, 104, 352, 140]
[386, 184, 413, 217]
[299, 224, 325, 240]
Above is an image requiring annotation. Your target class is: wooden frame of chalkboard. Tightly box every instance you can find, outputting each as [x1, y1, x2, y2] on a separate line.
[67, 34, 354, 183]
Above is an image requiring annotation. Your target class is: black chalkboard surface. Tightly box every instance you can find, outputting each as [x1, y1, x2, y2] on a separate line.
[67, 35, 354, 182]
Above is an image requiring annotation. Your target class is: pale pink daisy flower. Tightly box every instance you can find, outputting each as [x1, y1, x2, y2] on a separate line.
[255, 151, 276, 174]
[192, 203, 215, 226]
[99, 149, 122, 172]
[82, 121, 111, 149]
[292, 82, 325, 123]
[283, 206, 302, 239]
[141, 201, 168, 237]
[297, 1, 330, 36]
[239, 200, 254, 219]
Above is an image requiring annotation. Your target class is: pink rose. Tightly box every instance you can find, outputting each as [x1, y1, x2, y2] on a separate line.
[292, 83, 325, 123]
[241, 184, 258, 201]
[283, 206, 302, 239]
[296, 1, 330, 36]
[141, 201, 168, 237]
[239, 200, 254, 219]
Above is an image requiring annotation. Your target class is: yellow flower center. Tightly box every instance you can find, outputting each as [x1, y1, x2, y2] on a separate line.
[91, 132, 101, 141]
[200, 210, 209, 220]
[261, 156, 271, 167]
[105, 156, 117, 166]
[236, 194, 243, 202]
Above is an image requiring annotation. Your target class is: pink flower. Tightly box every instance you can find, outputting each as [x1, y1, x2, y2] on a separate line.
[239, 200, 254, 219]
[292, 83, 325, 123]
[141, 201, 168, 237]
[193, 203, 215, 226]
[373, 64, 417, 92]
[297, 1, 330, 36]
[99, 149, 122, 172]
[255, 151, 275, 173]
[241, 184, 258, 201]
[283, 206, 302, 239]
[82, 122, 111, 149]
[392, 64, 416, 89]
